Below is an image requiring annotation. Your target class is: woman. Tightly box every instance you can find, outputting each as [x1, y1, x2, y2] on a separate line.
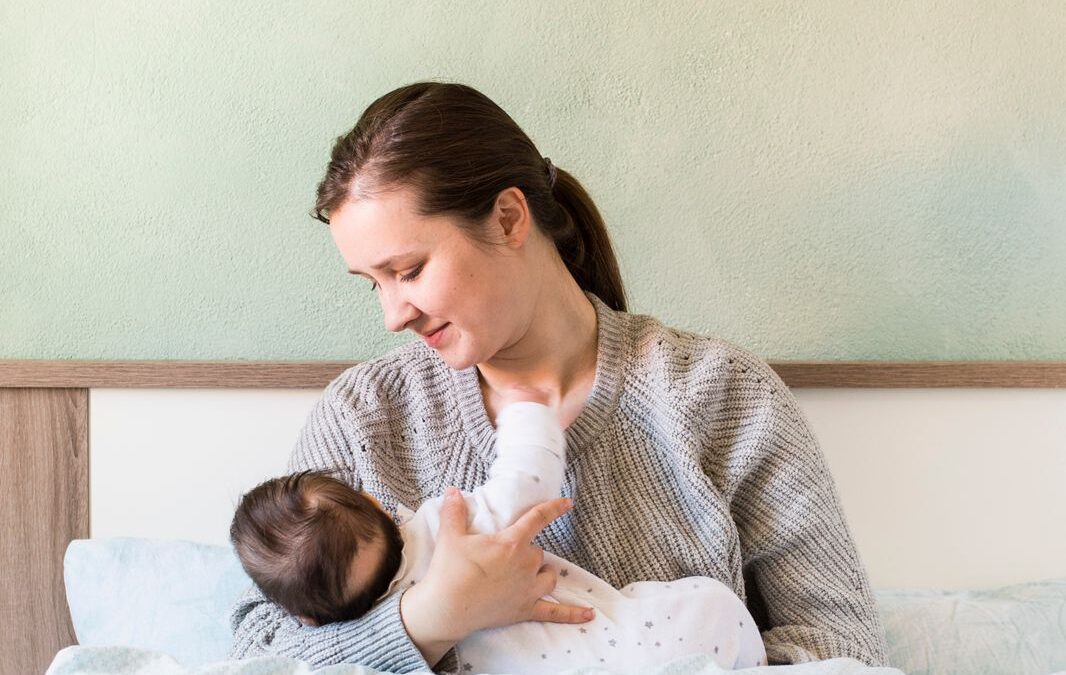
[230, 81, 888, 672]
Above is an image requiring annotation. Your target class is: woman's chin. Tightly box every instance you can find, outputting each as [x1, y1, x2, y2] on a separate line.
[428, 334, 496, 371]
[433, 344, 474, 371]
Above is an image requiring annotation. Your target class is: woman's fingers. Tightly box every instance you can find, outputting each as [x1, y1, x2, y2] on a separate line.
[421, 491, 589, 636]
[534, 563, 557, 597]
[505, 497, 572, 544]
[530, 598, 595, 624]
[435, 487, 469, 542]
[529, 566, 594, 624]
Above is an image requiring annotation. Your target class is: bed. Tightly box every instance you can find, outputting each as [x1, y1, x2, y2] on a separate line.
[1, 360, 1064, 675]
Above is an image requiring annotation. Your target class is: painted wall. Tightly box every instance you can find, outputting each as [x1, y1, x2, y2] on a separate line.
[3, 2, 1064, 360]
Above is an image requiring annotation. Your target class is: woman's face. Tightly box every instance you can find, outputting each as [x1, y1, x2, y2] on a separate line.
[328, 186, 535, 370]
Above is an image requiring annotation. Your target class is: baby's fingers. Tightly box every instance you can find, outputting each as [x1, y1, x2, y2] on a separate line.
[530, 598, 595, 624]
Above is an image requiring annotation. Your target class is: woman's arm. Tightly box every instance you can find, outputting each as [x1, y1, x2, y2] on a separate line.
[230, 379, 590, 671]
[229, 497, 584, 673]
[231, 584, 433, 671]
[714, 358, 888, 666]
[229, 390, 438, 671]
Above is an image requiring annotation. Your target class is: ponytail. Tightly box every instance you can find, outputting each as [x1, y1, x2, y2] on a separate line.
[546, 168, 627, 312]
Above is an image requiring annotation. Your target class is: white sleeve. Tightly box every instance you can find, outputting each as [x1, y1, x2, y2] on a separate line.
[464, 401, 566, 533]
[412, 402, 566, 540]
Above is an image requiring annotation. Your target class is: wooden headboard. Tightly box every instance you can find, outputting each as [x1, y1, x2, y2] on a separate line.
[2, 360, 1064, 675]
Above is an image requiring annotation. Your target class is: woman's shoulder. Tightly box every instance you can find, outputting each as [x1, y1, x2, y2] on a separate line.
[619, 307, 784, 390]
[618, 309, 812, 466]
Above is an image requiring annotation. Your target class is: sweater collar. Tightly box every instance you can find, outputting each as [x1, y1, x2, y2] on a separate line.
[452, 291, 627, 460]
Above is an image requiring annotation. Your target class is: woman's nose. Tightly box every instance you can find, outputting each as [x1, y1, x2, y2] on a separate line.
[381, 290, 419, 333]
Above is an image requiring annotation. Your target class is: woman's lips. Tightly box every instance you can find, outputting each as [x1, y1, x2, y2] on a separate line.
[423, 323, 449, 348]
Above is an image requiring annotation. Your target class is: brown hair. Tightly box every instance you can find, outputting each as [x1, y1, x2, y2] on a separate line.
[230, 471, 403, 625]
[312, 81, 627, 312]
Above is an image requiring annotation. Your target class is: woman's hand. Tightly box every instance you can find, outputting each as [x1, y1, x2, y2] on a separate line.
[399, 488, 594, 666]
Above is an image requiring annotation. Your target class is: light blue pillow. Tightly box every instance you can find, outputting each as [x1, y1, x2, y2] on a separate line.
[64, 538, 251, 667]
[875, 579, 1066, 675]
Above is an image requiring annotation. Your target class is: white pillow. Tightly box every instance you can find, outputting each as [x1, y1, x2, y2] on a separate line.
[875, 579, 1066, 675]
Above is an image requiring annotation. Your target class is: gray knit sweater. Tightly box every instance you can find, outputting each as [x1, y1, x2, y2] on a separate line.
[230, 293, 888, 672]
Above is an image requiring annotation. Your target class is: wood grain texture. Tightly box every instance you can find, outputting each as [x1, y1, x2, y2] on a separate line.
[1, 360, 1065, 388]
[0, 388, 89, 675]
[772, 361, 1066, 388]
[0, 361, 355, 389]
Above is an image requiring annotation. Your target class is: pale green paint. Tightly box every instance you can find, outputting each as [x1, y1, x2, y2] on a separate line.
[2, 1, 1064, 360]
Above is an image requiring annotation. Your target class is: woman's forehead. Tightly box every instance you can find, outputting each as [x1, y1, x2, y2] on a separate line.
[329, 190, 460, 270]
[332, 188, 425, 233]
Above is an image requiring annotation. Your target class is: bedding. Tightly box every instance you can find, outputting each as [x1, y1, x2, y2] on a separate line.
[58, 538, 1066, 675]
[63, 538, 246, 666]
[878, 579, 1066, 674]
[46, 647, 901, 675]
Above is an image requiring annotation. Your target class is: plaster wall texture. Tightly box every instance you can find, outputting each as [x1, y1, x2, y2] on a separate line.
[3, 1, 1064, 359]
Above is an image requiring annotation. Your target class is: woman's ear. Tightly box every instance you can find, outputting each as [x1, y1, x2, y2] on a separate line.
[491, 187, 532, 250]
[297, 615, 319, 627]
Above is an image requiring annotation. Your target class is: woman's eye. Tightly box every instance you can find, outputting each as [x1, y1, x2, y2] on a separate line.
[399, 263, 424, 282]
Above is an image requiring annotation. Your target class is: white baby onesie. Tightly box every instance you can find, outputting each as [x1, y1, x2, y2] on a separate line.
[381, 402, 767, 675]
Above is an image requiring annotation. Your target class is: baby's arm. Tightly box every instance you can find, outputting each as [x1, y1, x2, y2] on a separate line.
[463, 399, 565, 533]
[413, 392, 566, 539]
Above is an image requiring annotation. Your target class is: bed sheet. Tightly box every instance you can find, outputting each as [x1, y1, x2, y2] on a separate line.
[46, 646, 904, 675]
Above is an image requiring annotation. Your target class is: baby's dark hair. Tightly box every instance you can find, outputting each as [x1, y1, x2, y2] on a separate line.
[230, 471, 403, 625]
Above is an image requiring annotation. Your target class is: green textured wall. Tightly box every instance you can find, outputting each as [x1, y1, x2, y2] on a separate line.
[3, 2, 1064, 360]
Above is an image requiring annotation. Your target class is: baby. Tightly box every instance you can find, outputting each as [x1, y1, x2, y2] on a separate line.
[231, 391, 767, 673]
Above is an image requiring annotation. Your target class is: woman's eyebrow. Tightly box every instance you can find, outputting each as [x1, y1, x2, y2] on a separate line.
[347, 252, 420, 275]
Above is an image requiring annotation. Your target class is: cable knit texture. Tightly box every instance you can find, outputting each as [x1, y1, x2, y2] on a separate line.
[230, 293, 888, 673]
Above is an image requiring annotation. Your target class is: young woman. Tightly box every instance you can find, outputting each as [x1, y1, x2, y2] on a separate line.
[230, 81, 888, 672]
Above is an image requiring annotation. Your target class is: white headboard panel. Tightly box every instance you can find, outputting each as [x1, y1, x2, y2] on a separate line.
[795, 388, 1066, 591]
[90, 389, 319, 546]
[89, 387, 1066, 591]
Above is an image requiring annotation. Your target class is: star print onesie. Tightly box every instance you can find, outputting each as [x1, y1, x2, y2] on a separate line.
[381, 401, 767, 674]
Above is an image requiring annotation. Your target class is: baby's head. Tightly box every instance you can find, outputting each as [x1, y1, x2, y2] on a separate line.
[230, 471, 403, 626]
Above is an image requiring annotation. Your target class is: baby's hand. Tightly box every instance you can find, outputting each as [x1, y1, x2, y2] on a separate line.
[498, 384, 554, 409]
[497, 385, 567, 429]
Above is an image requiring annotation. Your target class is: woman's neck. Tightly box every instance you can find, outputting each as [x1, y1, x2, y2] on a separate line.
[476, 278, 599, 407]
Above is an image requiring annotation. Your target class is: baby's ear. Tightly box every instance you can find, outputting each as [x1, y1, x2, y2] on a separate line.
[297, 615, 319, 627]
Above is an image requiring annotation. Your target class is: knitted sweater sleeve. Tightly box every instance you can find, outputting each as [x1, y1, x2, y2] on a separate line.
[720, 356, 889, 666]
[228, 387, 433, 673]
